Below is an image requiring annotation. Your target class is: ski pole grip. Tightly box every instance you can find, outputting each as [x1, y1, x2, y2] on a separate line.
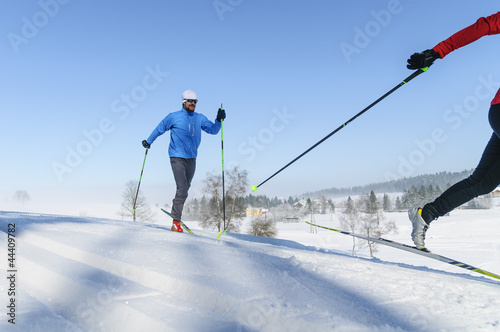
[403, 68, 427, 84]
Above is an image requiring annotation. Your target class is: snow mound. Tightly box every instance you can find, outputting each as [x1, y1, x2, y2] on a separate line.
[1, 211, 499, 331]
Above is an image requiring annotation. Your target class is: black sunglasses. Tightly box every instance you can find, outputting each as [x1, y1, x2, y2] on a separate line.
[185, 99, 198, 104]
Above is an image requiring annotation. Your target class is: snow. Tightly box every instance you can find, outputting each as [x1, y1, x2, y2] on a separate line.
[1, 208, 499, 332]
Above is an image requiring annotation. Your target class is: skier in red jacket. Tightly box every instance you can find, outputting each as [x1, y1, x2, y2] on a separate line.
[407, 12, 500, 250]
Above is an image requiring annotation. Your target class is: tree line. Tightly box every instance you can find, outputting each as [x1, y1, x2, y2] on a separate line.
[304, 169, 474, 198]
[182, 194, 301, 221]
[391, 184, 491, 211]
[118, 167, 492, 238]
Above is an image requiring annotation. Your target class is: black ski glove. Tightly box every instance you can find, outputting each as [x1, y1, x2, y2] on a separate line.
[216, 108, 226, 122]
[407, 49, 440, 70]
[142, 140, 150, 149]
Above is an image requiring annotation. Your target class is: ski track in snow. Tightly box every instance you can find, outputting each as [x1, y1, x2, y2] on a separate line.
[0, 210, 499, 331]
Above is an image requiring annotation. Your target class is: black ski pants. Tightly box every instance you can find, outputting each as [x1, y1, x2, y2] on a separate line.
[170, 157, 196, 220]
[424, 103, 500, 221]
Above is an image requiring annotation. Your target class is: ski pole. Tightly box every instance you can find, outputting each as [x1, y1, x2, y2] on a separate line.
[220, 103, 226, 231]
[251, 68, 428, 192]
[133, 147, 149, 219]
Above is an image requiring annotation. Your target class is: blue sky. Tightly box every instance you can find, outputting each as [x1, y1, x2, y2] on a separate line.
[1, 1, 499, 217]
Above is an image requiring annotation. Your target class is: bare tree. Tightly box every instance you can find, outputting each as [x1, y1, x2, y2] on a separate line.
[118, 180, 154, 222]
[339, 196, 359, 256]
[201, 166, 248, 232]
[340, 193, 397, 257]
[359, 213, 398, 257]
[13, 190, 30, 205]
[225, 166, 248, 231]
[359, 213, 380, 257]
[358, 191, 398, 257]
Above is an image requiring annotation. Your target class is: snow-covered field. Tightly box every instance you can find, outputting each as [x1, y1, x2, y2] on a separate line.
[1, 207, 499, 332]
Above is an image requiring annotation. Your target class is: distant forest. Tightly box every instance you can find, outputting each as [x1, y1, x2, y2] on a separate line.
[182, 169, 478, 218]
[302, 169, 474, 198]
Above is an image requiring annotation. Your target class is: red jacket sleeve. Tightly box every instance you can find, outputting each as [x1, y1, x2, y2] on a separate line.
[433, 12, 500, 58]
[433, 12, 500, 105]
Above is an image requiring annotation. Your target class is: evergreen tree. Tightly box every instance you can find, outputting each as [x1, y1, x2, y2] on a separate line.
[395, 196, 403, 211]
[366, 191, 380, 217]
[427, 184, 435, 201]
[305, 198, 313, 214]
[319, 196, 328, 214]
[200, 195, 208, 215]
[418, 185, 427, 207]
[383, 193, 391, 212]
[328, 199, 335, 214]
[434, 185, 443, 199]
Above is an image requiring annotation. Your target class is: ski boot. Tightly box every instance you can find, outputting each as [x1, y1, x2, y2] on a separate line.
[171, 221, 183, 233]
[408, 207, 429, 250]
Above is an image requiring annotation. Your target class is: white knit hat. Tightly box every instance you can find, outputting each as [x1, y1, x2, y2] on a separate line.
[182, 90, 197, 102]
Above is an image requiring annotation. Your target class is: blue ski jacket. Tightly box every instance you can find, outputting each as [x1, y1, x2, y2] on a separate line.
[146, 108, 221, 159]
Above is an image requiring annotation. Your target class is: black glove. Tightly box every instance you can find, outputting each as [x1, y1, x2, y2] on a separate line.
[216, 108, 226, 122]
[407, 49, 440, 70]
[142, 140, 150, 149]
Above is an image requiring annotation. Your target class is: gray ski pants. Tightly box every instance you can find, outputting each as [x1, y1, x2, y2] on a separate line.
[170, 157, 196, 220]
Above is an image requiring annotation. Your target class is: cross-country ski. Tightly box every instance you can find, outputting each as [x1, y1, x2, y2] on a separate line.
[306, 221, 500, 281]
[161, 208, 194, 234]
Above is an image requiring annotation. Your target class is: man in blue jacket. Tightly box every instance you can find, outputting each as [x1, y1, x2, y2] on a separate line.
[142, 90, 226, 232]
